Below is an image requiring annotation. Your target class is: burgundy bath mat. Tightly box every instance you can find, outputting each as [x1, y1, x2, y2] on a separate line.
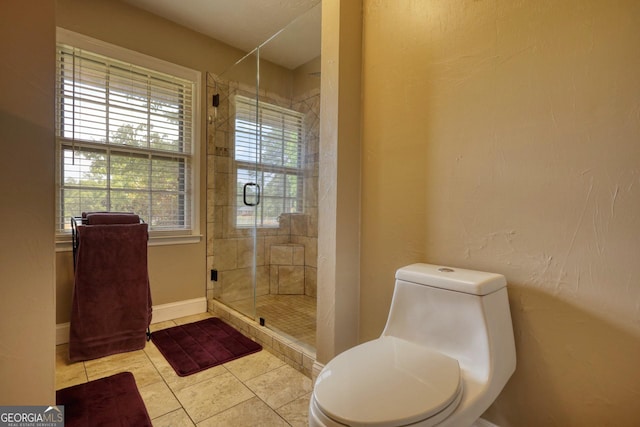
[151, 317, 262, 376]
[56, 371, 152, 427]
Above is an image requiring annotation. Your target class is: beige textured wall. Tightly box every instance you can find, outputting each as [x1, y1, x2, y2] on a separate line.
[55, 0, 293, 323]
[293, 56, 322, 99]
[0, 1, 56, 404]
[360, 0, 640, 425]
[317, 0, 363, 364]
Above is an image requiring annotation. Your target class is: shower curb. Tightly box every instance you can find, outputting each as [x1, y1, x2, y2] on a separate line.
[208, 299, 316, 378]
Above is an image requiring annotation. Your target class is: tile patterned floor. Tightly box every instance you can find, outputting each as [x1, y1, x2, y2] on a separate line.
[226, 294, 316, 350]
[56, 313, 312, 426]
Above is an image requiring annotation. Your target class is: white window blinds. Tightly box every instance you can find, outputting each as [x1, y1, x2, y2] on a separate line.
[55, 40, 197, 234]
[234, 95, 304, 227]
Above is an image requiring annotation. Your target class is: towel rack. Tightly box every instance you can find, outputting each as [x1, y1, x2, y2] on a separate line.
[71, 213, 145, 270]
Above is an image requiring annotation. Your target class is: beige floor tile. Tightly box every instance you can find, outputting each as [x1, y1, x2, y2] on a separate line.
[165, 364, 229, 393]
[150, 320, 177, 332]
[85, 350, 162, 388]
[197, 397, 288, 427]
[173, 312, 214, 326]
[244, 364, 312, 410]
[224, 349, 285, 382]
[277, 393, 311, 427]
[175, 371, 255, 424]
[55, 345, 87, 390]
[152, 408, 195, 427]
[142, 341, 227, 392]
[142, 341, 174, 375]
[55, 363, 87, 390]
[88, 364, 162, 389]
[140, 380, 181, 419]
[83, 349, 147, 374]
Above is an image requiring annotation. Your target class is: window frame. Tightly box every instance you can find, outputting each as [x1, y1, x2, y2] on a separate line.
[233, 95, 304, 228]
[55, 28, 201, 249]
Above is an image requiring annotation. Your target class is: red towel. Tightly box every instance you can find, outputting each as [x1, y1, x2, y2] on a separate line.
[85, 212, 140, 225]
[69, 223, 152, 362]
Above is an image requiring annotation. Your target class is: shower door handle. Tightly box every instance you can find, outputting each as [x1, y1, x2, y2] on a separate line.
[243, 182, 261, 206]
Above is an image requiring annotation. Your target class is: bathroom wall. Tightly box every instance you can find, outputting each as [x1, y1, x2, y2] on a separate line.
[359, 0, 640, 425]
[293, 55, 322, 98]
[54, 0, 291, 323]
[316, 0, 363, 363]
[0, 1, 56, 404]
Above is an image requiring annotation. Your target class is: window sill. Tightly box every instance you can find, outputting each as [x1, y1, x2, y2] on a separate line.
[55, 233, 202, 252]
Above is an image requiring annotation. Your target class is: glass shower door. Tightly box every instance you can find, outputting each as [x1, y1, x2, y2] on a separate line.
[233, 70, 261, 321]
[207, 48, 261, 322]
[251, 4, 321, 349]
[207, 2, 321, 351]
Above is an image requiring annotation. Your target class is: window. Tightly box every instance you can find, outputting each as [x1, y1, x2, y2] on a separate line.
[234, 95, 304, 227]
[55, 30, 200, 240]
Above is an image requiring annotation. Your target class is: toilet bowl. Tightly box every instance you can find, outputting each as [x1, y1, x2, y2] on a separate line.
[309, 263, 516, 427]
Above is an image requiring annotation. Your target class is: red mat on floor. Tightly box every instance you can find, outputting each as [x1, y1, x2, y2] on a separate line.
[56, 372, 152, 427]
[151, 317, 262, 376]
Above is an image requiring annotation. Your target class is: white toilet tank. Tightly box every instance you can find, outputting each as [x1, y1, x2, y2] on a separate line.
[382, 263, 515, 383]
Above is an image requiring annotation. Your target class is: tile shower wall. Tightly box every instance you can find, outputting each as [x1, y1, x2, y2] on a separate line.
[205, 72, 320, 306]
[291, 89, 320, 299]
[270, 243, 305, 294]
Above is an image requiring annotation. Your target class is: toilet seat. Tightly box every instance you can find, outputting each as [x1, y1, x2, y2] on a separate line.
[314, 336, 462, 427]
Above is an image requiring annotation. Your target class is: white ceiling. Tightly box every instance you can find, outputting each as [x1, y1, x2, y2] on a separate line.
[121, 0, 321, 69]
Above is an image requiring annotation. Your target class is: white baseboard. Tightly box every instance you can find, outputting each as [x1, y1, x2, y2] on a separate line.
[56, 322, 71, 345]
[150, 297, 207, 324]
[56, 297, 207, 345]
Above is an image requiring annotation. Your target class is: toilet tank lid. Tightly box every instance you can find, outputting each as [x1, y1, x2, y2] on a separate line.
[396, 263, 506, 295]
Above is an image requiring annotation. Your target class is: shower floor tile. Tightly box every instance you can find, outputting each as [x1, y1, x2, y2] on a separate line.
[227, 294, 316, 349]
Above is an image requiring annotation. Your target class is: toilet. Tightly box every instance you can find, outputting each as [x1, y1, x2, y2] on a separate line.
[309, 263, 516, 427]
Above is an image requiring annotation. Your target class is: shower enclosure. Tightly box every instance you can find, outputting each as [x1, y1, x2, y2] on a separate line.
[206, 3, 321, 352]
